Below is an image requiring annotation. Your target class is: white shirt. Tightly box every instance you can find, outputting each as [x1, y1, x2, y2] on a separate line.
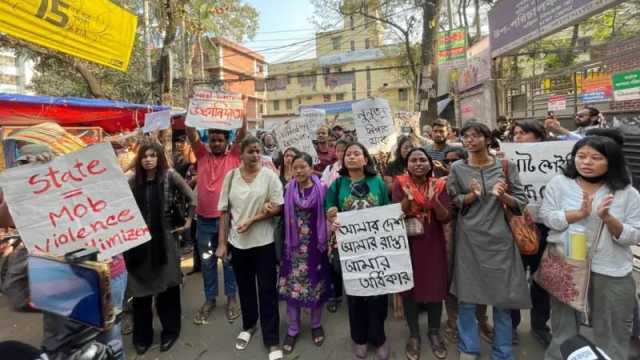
[218, 167, 284, 249]
[540, 175, 640, 277]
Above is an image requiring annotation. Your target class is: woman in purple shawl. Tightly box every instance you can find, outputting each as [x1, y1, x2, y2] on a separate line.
[278, 152, 331, 354]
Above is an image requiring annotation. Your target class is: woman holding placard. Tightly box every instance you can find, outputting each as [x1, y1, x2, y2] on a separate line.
[278, 152, 331, 354]
[325, 142, 391, 360]
[539, 136, 640, 360]
[125, 141, 195, 355]
[215, 136, 285, 360]
[392, 148, 450, 360]
[446, 121, 530, 360]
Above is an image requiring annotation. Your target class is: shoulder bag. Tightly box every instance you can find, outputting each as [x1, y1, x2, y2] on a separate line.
[534, 221, 606, 315]
[501, 160, 540, 255]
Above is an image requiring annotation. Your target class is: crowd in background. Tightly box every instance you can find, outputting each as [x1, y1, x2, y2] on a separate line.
[2, 106, 640, 360]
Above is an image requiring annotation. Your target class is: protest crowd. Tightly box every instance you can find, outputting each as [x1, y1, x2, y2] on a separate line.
[1, 101, 640, 360]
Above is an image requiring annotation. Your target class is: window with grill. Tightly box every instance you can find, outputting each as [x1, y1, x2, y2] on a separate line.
[332, 36, 342, 50]
[399, 88, 408, 101]
[273, 100, 280, 111]
[336, 93, 345, 101]
[323, 94, 331, 102]
[286, 99, 293, 110]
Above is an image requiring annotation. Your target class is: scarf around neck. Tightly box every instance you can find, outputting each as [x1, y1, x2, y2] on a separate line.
[284, 175, 328, 257]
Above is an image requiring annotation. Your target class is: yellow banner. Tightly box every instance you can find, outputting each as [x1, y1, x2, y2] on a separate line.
[0, 0, 138, 72]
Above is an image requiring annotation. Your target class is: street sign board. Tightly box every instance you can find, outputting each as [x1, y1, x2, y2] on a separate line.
[613, 70, 640, 102]
[488, 0, 623, 58]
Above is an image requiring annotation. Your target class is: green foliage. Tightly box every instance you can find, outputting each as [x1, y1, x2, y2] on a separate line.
[9, 0, 259, 102]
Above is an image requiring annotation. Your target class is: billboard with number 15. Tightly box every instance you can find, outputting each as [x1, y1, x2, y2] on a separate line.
[0, 0, 138, 72]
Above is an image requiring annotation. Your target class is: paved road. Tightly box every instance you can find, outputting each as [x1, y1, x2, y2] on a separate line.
[2, 257, 637, 359]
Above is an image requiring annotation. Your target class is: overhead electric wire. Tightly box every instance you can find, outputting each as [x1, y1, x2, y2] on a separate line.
[220, 2, 418, 60]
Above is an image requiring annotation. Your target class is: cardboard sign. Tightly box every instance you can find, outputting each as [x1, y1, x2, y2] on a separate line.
[501, 141, 575, 218]
[185, 92, 244, 130]
[300, 108, 327, 138]
[352, 98, 396, 154]
[273, 117, 318, 161]
[143, 110, 171, 133]
[0, 143, 151, 260]
[336, 204, 414, 296]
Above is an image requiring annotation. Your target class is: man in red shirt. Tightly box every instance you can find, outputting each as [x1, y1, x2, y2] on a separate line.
[313, 125, 337, 176]
[186, 116, 247, 325]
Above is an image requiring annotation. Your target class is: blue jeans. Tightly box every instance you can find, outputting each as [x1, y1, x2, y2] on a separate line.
[196, 217, 237, 301]
[458, 303, 513, 360]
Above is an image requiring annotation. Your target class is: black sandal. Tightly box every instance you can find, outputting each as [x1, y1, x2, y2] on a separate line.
[326, 298, 340, 313]
[283, 334, 298, 354]
[311, 326, 325, 346]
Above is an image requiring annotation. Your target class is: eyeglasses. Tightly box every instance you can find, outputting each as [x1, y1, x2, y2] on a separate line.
[350, 182, 370, 198]
[461, 134, 483, 141]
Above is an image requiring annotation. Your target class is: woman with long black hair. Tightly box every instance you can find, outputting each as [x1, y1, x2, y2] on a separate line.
[125, 141, 194, 355]
[325, 141, 391, 360]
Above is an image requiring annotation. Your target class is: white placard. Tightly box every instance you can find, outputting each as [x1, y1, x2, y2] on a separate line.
[185, 92, 244, 130]
[273, 117, 318, 161]
[501, 141, 576, 216]
[336, 203, 413, 296]
[301, 108, 327, 138]
[0, 143, 151, 260]
[352, 98, 396, 154]
[143, 110, 171, 133]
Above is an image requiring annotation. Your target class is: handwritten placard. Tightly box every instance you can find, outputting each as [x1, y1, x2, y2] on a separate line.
[301, 108, 327, 139]
[394, 111, 420, 134]
[502, 141, 576, 216]
[0, 143, 151, 260]
[273, 117, 318, 161]
[185, 92, 244, 130]
[336, 204, 413, 296]
[352, 98, 396, 154]
[143, 110, 171, 133]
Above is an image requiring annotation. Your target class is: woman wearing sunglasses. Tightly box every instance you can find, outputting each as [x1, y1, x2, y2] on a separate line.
[392, 148, 450, 360]
[325, 142, 391, 360]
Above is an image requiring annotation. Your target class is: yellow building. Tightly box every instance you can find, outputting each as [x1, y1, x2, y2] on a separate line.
[263, 0, 415, 129]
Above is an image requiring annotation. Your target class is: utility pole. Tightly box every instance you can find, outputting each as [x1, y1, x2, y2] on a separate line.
[446, 0, 453, 31]
[143, 0, 153, 84]
[418, 0, 441, 126]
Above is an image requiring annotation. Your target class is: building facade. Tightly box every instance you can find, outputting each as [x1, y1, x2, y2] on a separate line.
[264, 0, 416, 128]
[193, 37, 268, 128]
[0, 49, 33, 94]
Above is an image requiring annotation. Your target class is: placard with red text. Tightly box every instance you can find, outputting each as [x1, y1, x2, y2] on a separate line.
[0, 143, 151, 260]
[185, 92, 244, 130]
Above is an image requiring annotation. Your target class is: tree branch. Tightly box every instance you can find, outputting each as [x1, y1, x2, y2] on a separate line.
[0, 35, 107, 98]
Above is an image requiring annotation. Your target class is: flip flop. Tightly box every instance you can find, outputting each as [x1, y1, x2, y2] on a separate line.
[428, 333, 447, 360]
[311, 326, 325, 346]
[226, 304, 240, 323]
[235, 326, 257, 350]
[268, 348, 284, 360]
[405, 337, 420, 360]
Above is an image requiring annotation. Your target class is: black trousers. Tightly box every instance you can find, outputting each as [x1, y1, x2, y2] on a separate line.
[347, 295, 388, 347]
[191, 219, 201, 271]
[132, 285, 181, 346]
[512, 223, 551, 331]
[330, 264, 343, 299]
[230, 242, 280, 347]
[404, 297, 443, 338]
